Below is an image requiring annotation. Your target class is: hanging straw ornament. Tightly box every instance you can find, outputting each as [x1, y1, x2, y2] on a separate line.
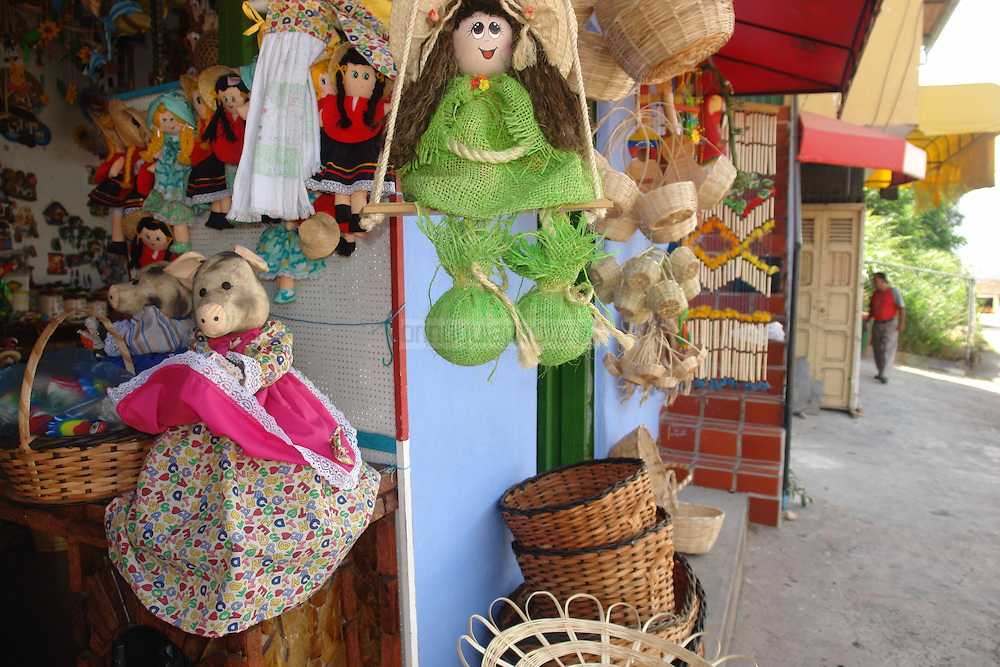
[417, 214, 540, 367]
[504, 212, 633, 366]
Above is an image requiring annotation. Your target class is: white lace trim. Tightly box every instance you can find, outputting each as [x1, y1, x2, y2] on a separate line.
[291, 368, 363, 491]
[227, 352, 262, 394]
[109, 351, 360, 489]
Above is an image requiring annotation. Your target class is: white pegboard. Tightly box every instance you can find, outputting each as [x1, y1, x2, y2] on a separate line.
[187, 221, 398, 457]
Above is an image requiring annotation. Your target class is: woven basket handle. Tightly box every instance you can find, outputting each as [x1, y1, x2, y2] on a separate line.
[17, 309, 134, 452]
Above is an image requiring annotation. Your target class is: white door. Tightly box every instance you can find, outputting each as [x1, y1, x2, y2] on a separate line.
[796, 204, 866, 411]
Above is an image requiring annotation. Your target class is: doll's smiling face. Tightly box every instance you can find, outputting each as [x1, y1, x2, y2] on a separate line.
[156, 110, 185, 135]
[453, 11, 512, 77]
[343, 63, 377, 98]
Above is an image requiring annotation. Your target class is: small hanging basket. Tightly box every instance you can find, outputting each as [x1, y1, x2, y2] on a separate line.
[664, 467, 725, 555]
[601, 169, 641, 219]
[623, 249, 664, 292]
[578, 30, 637, 102]
[0, 309, 155, 504]
[642, 213, 698, 245]
[635, 181, 698, 231]
[571, 0, 597, 28]
[646, 279, 687, 319]
[614, 284, 651, 323]
[588, 256, 625, 291]
[596, 0, 736, 84]
[593, 208, 640, 243]
[669, 245, 702, 282]
[681, 275, 702, 301]
[697, 154, 738, 211]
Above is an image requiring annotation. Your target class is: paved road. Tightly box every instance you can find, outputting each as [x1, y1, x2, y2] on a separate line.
[729, 316, 1000, 666]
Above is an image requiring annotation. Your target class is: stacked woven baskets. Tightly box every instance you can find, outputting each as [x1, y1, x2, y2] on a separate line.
[498, 458, 704, 649]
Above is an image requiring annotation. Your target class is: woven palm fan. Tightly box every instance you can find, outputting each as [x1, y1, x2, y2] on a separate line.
[360, 0, 604, 231]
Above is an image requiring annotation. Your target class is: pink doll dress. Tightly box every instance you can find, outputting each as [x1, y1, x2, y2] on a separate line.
[105, 320, 379, 636]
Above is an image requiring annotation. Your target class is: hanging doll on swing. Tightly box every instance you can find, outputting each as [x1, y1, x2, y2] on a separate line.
[387, 0, 598, 221]
[300, 43, 394, 258]
[186, 67, 250, 229]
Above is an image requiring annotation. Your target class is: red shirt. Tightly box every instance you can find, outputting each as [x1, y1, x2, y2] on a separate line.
[212, 114, 246, 165]
[869, 287, 902, 322]
[321, 96, 386, 144]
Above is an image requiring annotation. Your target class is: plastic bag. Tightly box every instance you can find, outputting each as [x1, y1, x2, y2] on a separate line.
[0, 348, 134, 438]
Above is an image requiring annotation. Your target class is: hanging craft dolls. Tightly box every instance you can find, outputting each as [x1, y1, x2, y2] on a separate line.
[187, 67, 250, 229]
[254, 217, 328, 304]
[301, 43, 393, 258]
[140, 91, 205, 254]
[179, 71, 216, 210]
[106, 246, 379, 637]
[118, 105, 157, 227]
[89, 99, 144, 256]
[388, 0, 599, 221]
[123, 211, 174, 270]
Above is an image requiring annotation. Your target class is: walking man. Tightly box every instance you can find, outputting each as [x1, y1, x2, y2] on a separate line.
[866, 272, 905, 383]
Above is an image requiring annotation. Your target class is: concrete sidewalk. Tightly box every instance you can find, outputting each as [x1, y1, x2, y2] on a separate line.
[728, 318, 1000, 666]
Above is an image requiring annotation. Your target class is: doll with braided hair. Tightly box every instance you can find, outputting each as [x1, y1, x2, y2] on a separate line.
[302, 44, 394, 257]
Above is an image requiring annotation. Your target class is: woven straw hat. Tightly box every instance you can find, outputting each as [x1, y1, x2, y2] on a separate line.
[390, 0, 577, 83]
[197, 65, 238, 114]
[179, 74, 198, 102]
[122, 209, 151, 241]
[326, 40, 352, 74]
[298, 213, 342, 259]
[108, 98, 145, 149]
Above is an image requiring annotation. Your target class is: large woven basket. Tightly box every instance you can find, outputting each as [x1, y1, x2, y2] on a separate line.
[642, 212, 698, 245]
[593, 208, 640, 242]
[578, 30, 636, 102]
[596, 0, 735, 84]
[499, 458, 658, 550]
[484, 553, 711, 666]
[0, 309, 154, 504]
[512, 508, 674, 625]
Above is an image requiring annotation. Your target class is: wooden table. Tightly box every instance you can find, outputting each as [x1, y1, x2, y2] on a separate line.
[0, 468, 400, 667]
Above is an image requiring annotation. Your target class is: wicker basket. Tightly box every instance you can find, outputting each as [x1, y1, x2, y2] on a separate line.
[596, 0, 736, 84]
[486, 553, 708, 666]
[512, 508, 674, 625]
[593, 208, 640, 243]
[634, 181, 698, 231]
[623, 250, 663, 292]
[646, 278, 687, 319]
[681, 275, 702, 300]
[642, 212, 698, 245]
[578, 30, 636, 102]
[499, 458, 658, 550]
[664, 467, 725, 554]
[613, 284, 650, 323]
[593, 283, 616, 304]
[669, 245, 702, 282]
[0, 309, 155, 504]
[571, 0, 596, 28]
[600, 168, 641, 219]
[587, 255, 624, 291]
[697, 154, 738, 210]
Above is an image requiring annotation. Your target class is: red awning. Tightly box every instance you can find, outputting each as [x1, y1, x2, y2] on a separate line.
[797, 111, 927, 180]
[711, 0, 883, 96]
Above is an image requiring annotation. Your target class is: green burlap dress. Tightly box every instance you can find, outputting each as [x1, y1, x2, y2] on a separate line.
[399, 74, 594, 219]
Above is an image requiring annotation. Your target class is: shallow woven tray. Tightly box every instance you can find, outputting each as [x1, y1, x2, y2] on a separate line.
[499, 457, 658, 550]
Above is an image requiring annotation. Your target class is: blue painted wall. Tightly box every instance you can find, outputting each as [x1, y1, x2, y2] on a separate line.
[403, 216, 537, 665]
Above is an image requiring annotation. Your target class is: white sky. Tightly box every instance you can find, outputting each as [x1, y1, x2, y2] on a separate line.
[919, 0, 1000, 279]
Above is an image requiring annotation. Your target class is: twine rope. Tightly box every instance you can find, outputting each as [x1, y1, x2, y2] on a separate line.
[445, 138, 528, 163]
[470, 262, 541, 369]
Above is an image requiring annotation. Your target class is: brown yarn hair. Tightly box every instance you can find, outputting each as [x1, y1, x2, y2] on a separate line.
[391, 0, 588, 168]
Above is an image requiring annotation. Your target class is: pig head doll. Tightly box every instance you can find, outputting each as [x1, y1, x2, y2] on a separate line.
[101, 261, 195, 372]
[105, 246, 379, 637]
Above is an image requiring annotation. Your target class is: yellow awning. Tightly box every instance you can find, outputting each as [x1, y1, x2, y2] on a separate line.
[866, 83, 1000, 210]
[799, 0, 922, 131]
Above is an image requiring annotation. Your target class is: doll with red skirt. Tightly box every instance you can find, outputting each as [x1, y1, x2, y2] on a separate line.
[300, 44, 394, 257]
[186, 69, 250, 229]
